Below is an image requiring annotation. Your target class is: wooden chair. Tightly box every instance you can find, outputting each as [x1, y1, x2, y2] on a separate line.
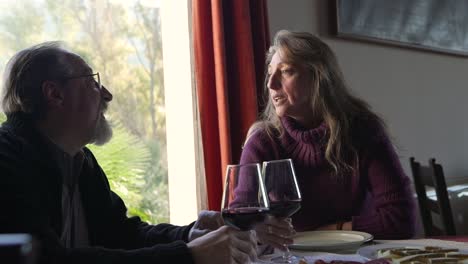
[409, 157, 456, 236]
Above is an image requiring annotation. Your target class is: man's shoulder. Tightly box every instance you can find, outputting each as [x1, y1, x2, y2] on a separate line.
[0, 124, 29, 153]
[0, 125, 41, 186]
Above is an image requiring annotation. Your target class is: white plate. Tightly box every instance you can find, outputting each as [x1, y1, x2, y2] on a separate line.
[289, 231, 373, 251]
[357, 243, 468, 260]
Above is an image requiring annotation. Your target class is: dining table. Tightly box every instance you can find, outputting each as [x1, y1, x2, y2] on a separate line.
[255, 233, 468, 264]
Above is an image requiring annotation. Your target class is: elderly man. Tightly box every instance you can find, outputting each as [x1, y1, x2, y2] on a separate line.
[0, 42, 256, 264]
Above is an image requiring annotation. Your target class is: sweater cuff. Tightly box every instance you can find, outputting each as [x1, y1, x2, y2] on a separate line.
[352, 214, 382, 236]
[352, 214, 414, 239]
[149, 240, 195, 264]
[183, 221, 196, 242]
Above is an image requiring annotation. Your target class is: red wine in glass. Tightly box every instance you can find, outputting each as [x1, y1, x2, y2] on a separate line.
[221, 163, 269, 231]
[269, 200, 301, 218]
[222, 207, 269, 231]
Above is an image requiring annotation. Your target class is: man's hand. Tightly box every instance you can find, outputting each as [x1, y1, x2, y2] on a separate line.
[188, 225, 257, 264]
[254, 216, 295, 251]
[188, 210, 224, 241]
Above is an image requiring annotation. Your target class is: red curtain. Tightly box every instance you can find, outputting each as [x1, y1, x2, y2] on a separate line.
[193, 0, 270, 210]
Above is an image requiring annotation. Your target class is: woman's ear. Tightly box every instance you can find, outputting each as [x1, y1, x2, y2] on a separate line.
[41, 80, 64, 108]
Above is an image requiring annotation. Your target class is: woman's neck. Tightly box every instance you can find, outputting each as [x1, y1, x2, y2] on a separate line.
[288, 114, 322, 129]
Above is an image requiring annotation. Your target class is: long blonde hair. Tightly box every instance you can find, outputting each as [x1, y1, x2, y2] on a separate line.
[249, 30, 385, 175]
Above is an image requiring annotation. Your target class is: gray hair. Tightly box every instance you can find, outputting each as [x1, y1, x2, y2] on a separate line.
[2, 41, 76, 119]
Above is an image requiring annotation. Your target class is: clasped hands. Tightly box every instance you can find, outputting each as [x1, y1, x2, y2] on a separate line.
[188, 210, 296, 264]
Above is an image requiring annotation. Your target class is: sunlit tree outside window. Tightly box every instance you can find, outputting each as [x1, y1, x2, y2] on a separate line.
[0, 0, 169, 223]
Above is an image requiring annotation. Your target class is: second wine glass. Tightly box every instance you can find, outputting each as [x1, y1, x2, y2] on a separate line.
[263, 158, 302, 264]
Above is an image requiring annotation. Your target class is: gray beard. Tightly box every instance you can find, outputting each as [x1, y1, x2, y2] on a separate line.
[90, 115, 113, 146]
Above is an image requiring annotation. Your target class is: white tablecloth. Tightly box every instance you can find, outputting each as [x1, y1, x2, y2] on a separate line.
[255, 239, 468, 263]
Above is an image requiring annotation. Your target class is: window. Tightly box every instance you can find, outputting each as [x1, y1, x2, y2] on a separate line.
[0, 0, 202, 224]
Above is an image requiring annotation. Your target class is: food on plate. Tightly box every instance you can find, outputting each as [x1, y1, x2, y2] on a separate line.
[296, 247, 468, 264]
[312, 261, 364, 264]
[364, 260, 392, 264]
[310, 260, 389, 264]
[376, 246, 468, 263]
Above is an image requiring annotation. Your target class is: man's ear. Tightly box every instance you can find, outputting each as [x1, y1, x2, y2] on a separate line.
[41, 80, 64, 108]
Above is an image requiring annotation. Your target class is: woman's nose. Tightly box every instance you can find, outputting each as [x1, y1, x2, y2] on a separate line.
[101, 85, 113, 102]
[267, 72, 281, 90]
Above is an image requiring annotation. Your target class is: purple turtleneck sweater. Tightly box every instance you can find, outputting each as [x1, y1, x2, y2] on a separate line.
[240, 116, 415, 239]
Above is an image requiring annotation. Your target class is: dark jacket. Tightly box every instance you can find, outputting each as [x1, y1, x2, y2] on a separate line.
[0, 113, 195, 264]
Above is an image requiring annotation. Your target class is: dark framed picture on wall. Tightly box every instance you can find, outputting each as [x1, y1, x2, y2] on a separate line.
[334, 0, 468, 57]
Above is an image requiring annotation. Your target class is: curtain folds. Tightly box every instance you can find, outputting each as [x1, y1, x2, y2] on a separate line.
[193, 0, 270, 210]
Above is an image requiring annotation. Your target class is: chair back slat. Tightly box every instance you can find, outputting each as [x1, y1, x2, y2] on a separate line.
[431, 225, 444, 236]
[425, 199, 439, 213]
[409, 157, 456, 236]
[419, 166, 435, 187]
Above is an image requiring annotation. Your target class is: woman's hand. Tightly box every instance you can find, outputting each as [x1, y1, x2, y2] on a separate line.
[315, 221, 352, 231]
[254, 215, 296, 250]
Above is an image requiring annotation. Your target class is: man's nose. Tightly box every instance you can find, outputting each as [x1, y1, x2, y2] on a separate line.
[101, 85, 113, 102]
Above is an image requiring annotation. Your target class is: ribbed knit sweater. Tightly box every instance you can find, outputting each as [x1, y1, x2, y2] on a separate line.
[240, 116, 415, 239]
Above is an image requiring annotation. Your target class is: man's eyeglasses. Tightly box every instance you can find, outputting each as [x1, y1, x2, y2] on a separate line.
[60, 72, 102, 90]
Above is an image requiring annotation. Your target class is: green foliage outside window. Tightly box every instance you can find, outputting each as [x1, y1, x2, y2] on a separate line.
[0, 0, 169, 223]
[87, 123, 168, 224]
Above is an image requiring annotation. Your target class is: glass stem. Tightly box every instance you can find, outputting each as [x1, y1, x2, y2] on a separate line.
[283, 244, 292, 263]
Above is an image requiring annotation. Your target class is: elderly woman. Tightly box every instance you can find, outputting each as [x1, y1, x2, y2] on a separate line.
[241, 30, 415, 249]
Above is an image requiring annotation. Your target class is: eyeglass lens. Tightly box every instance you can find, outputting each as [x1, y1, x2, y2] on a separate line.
[93, 73, 101, 90]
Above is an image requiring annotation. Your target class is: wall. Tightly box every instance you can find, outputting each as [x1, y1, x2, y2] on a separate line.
[267, 0, 468, 234]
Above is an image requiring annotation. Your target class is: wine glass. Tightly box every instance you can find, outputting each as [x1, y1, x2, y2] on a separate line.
[221, 163, 270, 231]
[262, 158, 302, 264]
